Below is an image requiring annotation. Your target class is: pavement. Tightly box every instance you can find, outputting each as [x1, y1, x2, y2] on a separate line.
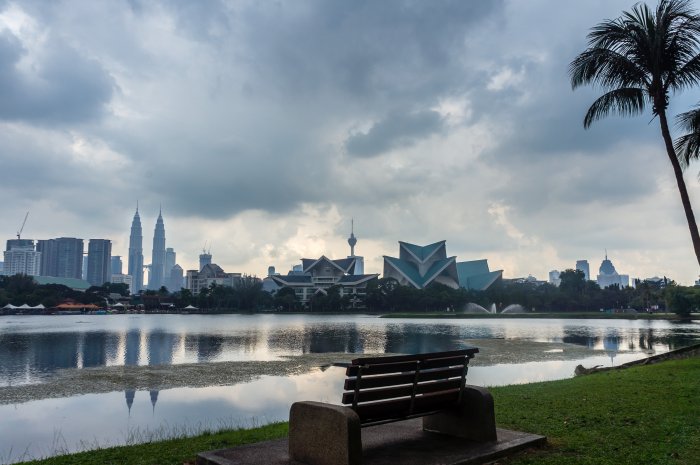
[196, 418, 546, 465]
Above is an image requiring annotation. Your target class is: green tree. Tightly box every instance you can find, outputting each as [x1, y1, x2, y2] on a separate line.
[570, 0, 700, 267]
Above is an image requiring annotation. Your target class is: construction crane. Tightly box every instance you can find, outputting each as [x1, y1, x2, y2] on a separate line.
[16, 212, 29, 240]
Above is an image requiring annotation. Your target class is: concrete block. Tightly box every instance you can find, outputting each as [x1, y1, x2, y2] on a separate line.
[289, 401, 362, 465]
[422, 385, 497, 442]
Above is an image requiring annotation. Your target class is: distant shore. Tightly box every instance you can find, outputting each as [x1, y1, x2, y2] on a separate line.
[380, 311, 697, 320]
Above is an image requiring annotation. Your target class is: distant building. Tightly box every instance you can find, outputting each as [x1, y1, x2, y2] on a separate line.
[37, 237, 84, 279]
[549, 270, 561, 286]
[199, 251, 212, 271]
[82, 256, 88, 280]
[111, 273, 133, 293]
[186, 263, 241, 295]
[168, 264, 184, 291]
[87, 239, 112, 286]
[269, 255, 378, 305]
[3, 240, 41, 276]
[165, 248, 176, 278]
[128, 206, 144, 293]
[596, 253, 629, 288]
[267, 266, 277, 277]
[383, 240, 501, 291]
[111, 256, 123, 275]
[148, 209, 166, 289]
[6, 239, 34, 251]
[576, 260, 590, 281]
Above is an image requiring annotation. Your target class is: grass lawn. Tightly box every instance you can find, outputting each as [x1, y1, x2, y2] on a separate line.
[20, 357, 700, 465]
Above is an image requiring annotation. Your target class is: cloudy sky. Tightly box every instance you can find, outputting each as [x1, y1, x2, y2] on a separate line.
[2, 0, 700, 284]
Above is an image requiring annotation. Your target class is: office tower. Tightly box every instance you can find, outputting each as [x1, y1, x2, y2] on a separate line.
[168, 264, 184, 291]
[149, 208, 166, 289]
[576, 260, 590, 281]
[111, 256, 123, 275]
[37, 238, 84, 279]
[199, 251, 212, 271]
[82, 256, 88, 280]
[165, 248, 176, 278]
[128, 206, 144, 293]
[87, 239, 112, 286]
[2, 240, 41, 276]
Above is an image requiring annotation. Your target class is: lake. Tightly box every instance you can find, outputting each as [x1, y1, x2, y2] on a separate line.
[0, 314, 698, 463]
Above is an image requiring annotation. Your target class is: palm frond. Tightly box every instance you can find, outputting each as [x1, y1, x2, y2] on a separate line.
[570, 48, 648, 90]
[674, 106, 700, 166]
[583, 88, 646, 128]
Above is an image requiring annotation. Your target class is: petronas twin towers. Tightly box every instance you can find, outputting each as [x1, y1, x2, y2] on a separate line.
[128, 205, 167, 292]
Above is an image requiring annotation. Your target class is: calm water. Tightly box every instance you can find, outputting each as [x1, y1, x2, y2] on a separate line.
[0, 314, 698, 462]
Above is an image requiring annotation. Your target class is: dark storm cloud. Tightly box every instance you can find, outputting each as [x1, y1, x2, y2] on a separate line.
[344, 110, 445, 158]
[0, 29, 114, 124]
[239, 0, 503, 103]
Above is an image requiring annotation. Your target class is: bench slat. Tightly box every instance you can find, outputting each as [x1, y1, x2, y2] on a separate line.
[353, 389, 461, 422]
[344, 366, 464, 391]
[341, 378, 462, 404]
[345, 354, 468, 376]
[345, 360, 419, 376]
[350, 348, 477, 365]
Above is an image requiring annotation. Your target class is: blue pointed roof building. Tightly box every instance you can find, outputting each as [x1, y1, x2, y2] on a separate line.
[383, 241, 502, 291]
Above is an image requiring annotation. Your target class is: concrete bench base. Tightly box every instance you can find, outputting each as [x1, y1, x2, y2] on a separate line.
[197, 386, 544, 465]
[197, 421, 546, 465]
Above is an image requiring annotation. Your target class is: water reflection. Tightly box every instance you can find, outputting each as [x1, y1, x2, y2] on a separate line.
[0, 315, 699, 386]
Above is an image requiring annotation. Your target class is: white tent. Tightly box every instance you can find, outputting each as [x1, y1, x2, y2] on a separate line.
[184, 304, 198, 310]
[34, 304, 45, 309]
[19, 304, 31, 309]
[2, 304, 17, 309]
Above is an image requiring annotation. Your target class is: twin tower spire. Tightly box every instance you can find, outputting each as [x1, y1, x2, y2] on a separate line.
[128, 204, 166, 292]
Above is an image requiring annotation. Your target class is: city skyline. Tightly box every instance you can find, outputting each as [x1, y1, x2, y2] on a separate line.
[3, 1, 700, 284]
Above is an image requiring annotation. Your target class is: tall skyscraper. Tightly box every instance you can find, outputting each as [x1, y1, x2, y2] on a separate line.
[576, 260, 590, 281]
[149, 208, 166, 289]
[87, 239, 112, 286]
[111, 256, 123, 275]
[37, 237, 84, 279]
[128, 206, 144, 293]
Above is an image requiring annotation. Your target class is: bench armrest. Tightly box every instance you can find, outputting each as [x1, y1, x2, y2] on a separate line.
[289, 401, 362, 465]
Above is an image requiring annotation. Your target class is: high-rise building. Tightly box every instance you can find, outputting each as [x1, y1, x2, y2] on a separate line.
[199, 251, 212, 271]
[549, 270, 561, 286]
[37, 238, 84, 279]
[2, 240, 41, 276]
[576, 260, 590, 281]
[6, 239, 34, 251]
[165, 248, 176, 279]
[87, 239, 112, 286]
[128, 206, 144, 293]
[111, 256, 123, 275]
[596, 253, 629, 289]
[168, 264, 184, 291]
[149, 208, 166, 289]
[82, 256, 88, 280]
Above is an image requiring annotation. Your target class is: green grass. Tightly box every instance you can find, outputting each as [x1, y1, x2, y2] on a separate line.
[18, 423, 288, 465]
[19, 358, 700, 465]
[491, 358, 700, 465]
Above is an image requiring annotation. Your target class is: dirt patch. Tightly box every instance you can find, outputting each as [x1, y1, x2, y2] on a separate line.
[575, 343, 700, 376]
[0, 353, 359, 405]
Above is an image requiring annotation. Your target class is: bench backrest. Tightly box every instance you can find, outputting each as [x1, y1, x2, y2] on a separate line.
[341, 348, 478, 426]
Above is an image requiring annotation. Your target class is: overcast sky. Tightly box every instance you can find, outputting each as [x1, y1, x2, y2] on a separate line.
[2, 0, 700, 284]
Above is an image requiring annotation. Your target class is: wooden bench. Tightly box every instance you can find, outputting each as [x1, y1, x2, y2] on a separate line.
[289, 349, 497, 465]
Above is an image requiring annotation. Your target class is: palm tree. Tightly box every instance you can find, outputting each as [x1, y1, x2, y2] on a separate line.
[570, 0, 700, 268]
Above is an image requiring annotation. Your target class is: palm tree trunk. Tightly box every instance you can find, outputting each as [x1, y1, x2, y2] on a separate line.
[658, 109, 700, 269]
